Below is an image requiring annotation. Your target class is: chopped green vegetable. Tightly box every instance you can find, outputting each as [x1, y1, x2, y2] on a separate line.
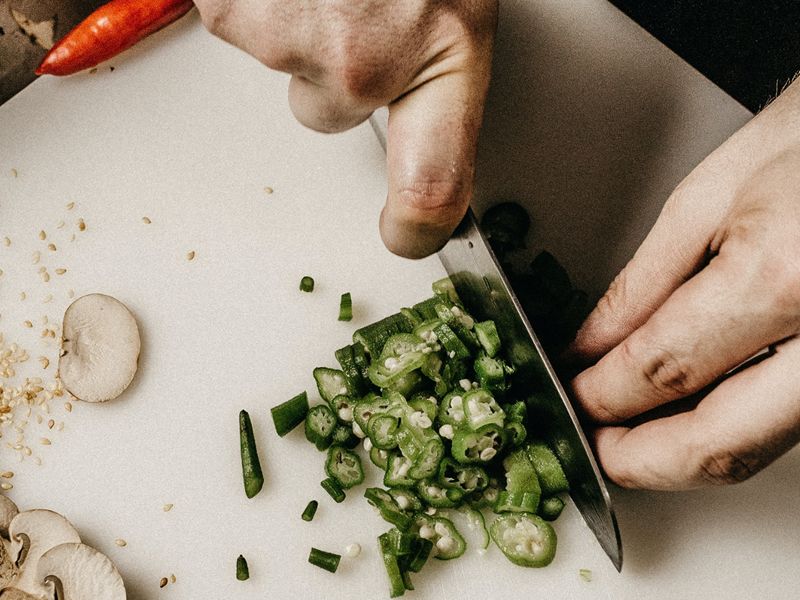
[539, 496, 566, 521]
[490, 513, 556, 567]
[301, 500, 319, 522]
[236, 554, 249, 581]
[320, 477, 346, 503]
[308, 547, 341, 573]
[338, 292, 353, 321]
[239, 410, 264, 499]
[270, 391, 309, 437]
[527, 440, 570, 495]
[325, 445, 364, 489]
[300, 276, 315, 292]
[579, 568, 593, 582]
[305, 405, 337, 451]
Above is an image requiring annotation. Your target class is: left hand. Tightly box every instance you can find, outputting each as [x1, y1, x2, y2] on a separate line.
[568, 78, 800, 490]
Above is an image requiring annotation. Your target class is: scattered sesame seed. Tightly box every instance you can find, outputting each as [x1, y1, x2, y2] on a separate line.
[345, 543, 362, 558]
[41, 272, 50, 282]
[55, 268, 66, 275]
[20, 292, 26, 301]
[56, 220, 65, 229]
[163, 503, 174, 512]
[40, 437, 51, 445]
[32, 251, 41, 264]
[0, 482, 12, 491]
[142, 216, 152, 224]
[66, 201, 75, 210]
[170, 574, 176, 583]
[77, 219, 86, 231]
[39, 230, 46, 241]
[64, 401, 72, 412]
[48, 243, 56, 252]
[264, 186, 274, 194]
[11, 169, 18, 178]
[70, 234, 76, 242]
[186, 251, 195, 261]
[43, 294, 53, 303]
[23, 321, 32, 328]
[159, 577, 168, 588]
[115, 539, 127, 547]
[1, 471, 13, 478]
[39, 357, 50, 369]
[3, 237, 10, 247]
[47, 419, 54, 429]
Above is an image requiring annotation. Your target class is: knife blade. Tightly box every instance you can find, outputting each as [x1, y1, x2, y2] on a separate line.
[369, 108, 623, 571]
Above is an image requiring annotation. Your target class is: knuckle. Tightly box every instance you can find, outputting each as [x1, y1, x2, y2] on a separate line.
[622, 337, 698, 399]
[395, 177, 467, 227]
[696, 446, 763, 486]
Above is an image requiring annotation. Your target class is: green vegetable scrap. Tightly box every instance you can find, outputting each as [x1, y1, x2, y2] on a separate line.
[239, 410, 264, 499]
[280, 276, 573, 597]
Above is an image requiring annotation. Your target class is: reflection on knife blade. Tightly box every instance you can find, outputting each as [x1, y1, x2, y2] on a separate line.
[369, 107, 623, 571]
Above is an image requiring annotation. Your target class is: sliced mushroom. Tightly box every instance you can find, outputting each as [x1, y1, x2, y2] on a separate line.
[59, 294, 141, 403]
[8, 510, 80, 596]
[0, 496, 18, 538]
[0, 539, 17, 589]
[37, 543, 125, 600]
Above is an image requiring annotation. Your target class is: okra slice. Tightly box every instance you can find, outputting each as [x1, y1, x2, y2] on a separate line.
[415, 515, 466, 560]
[461, 388, 505, 430]
[489, 513, 556, 568]
[313, 367, 348, 403]
[451, 423, 506, 465]
[526, 440, 570, 495]
[305, 405, 337, 451]
[324, 445, 364, 489]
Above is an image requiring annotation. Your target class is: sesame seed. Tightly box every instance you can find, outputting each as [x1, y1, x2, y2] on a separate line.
[344, 543, 361, 558]
[40, 437, 51, 445]
[77, 219, 86, 231]
[64, 402, 72, 412]
[32, 251, 41, 264]
[43, 294, 53, 303]
[41, 272, 50, 283]
[39, 230, 46, 240]
[48, 243, 57, 252]
[39, 357, 50, 369]
[170, 574, 176, 583]
[1, 471, 13, 478]
[66, 202, 75, 210]
[0, 483, 12, 491]
[115, 539, 127, 547]
[159, 577, 168, 588]
[11, 168, 18, 177]
[3, 237, 10, 247]
[23, 321, 32, 328]
[47, 419, 54, 429]
[55, 268, 66, 275]
[19, 292, 26, 301]
[142, 217, 152, 224]
[264, 186, 274, 194]
[163, 503, 174, 512]
[186, 250, 195, 261]
[56, 220, 65, 229]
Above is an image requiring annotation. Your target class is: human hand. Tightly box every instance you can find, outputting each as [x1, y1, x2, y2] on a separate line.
[568, 79, 800, 490]
[193, 0, 497, 258]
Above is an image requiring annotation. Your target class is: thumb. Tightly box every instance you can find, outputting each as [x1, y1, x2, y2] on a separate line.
[380, 39, 494, 258]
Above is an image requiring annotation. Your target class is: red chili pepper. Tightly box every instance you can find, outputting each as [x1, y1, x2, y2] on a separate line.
[36, 0, 194, 76]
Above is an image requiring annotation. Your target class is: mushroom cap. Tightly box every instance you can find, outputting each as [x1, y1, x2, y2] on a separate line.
[59, 294, 141, 403]
[8, 510, 81, 596]
[0, 588, 39, 599]
[0, 496, 19, 538]
[0, 539, 18, 589]
[37, 543, 125, 600]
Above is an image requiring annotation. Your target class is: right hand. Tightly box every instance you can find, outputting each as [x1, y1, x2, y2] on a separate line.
[193, 0, 498, 258]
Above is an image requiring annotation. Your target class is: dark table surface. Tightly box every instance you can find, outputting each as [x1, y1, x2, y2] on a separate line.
[1, 0, 799, 111]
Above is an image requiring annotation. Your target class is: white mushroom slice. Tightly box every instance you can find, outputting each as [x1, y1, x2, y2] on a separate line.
[8, 510, 81, 596]
[37, 543, 126, 600]
[59, 294, 141, 403]
[0, 496, 19, 537]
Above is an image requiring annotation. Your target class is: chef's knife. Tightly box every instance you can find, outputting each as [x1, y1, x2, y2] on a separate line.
[369, 107, 623, 571]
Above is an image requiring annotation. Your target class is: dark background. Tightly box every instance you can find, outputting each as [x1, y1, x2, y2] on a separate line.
[608, 0, 800, 112]
[1, 0, 799, 110]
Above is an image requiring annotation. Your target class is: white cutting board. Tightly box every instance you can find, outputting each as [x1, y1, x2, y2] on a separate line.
[1, 1, 798, 599]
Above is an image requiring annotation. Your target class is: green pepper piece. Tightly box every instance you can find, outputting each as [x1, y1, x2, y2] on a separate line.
[526, 440, 570, 495]
[301, 500, 319, 522]
[490, 513, 556, 567]
[236, 554, 249, 580]
[320, 477, 346, 503]
[239, 410, 264, 499]
[324, 445, 364, 489]
[305, 405, 337, 451]
[451, 423, 506, 465]
[270, 391, 309, 437]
